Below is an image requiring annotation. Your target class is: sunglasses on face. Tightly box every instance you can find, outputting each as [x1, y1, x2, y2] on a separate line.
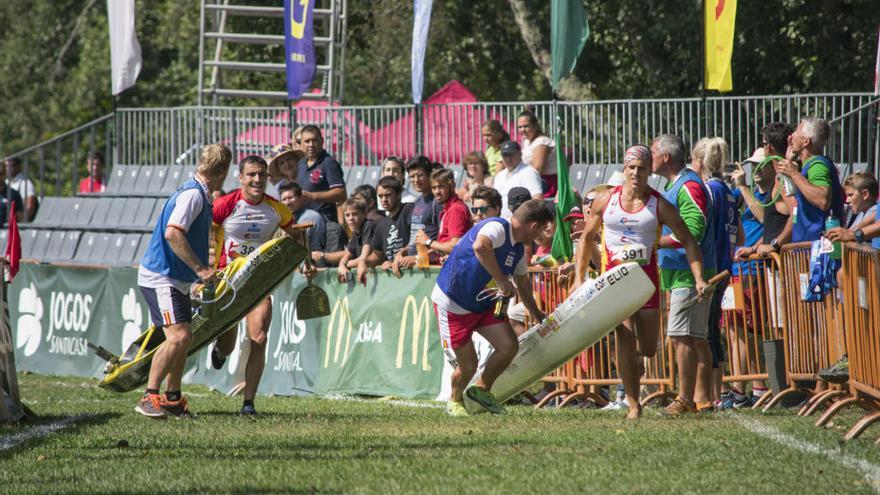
[470, 206, 490, 214]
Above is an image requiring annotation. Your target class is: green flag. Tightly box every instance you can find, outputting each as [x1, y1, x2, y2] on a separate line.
[551, 0, 590, 92]
[551, 135, 576, 262]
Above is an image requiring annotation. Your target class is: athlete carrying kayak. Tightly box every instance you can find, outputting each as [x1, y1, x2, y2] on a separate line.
[574, 144, 708, 419]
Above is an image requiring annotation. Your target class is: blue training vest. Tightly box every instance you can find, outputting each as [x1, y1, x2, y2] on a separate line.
[140, 178, 212, 283]
[435, 218, 525, 313]
[658, 169, 717, 272]
[706, 178, 738, 272]
[792, 155, 845, 243]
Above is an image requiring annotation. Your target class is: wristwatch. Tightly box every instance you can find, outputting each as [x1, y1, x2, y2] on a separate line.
[425, 239, 433, 248]
[855, 229, 865, 243]
[769, 238, 780, 250]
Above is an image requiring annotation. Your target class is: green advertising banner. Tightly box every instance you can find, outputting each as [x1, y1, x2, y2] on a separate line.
[11, 264, 445, 399]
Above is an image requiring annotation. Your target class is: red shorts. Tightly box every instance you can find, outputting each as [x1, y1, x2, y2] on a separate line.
[433, 303, 506, 350]
[642, 264, 660, 310]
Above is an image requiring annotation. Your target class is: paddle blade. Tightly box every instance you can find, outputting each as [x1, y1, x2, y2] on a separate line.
[296, 284, 331, 320]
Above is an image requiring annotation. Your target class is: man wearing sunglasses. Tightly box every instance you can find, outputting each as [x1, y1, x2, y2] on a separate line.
[469, 185, 502, 223]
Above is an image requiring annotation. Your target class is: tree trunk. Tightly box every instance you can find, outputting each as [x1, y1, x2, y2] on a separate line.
[507, 0, 594, 100]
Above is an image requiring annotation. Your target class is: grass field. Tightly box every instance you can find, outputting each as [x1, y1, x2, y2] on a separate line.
[3, 374, 880, 494]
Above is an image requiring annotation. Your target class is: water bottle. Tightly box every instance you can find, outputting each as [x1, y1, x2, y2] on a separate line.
[779, 174, 796, 197]
[825, 215, 841, 260]
[415, 229, 430, 269]
[202, 281, 216, 319]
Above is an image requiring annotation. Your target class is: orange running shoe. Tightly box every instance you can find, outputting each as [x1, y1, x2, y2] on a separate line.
[135, 393, 166, 418]
[161, 395, 194, 418]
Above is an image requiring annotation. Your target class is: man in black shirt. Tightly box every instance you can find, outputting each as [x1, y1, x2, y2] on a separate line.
[296, 125, 346, 222]
[364, 177, 413, 270]
[393, 157, 442, 275]
[0, 165, 23, 226]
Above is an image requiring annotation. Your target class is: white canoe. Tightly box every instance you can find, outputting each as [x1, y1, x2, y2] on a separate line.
[464, 262, 653, 414]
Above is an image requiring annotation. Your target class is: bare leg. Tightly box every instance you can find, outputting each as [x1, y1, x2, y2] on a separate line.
[694, 338, 713, 404]
[243, 298, 272, 402]
[510, 319, 527, 337]
[450, 341, 478, 403]
[474, 322, 519, 392]
[615, 322, 640, 418]
[215, 325, 238, 357]
[672, 336, 697, 404]
[148, 323, 192, 392]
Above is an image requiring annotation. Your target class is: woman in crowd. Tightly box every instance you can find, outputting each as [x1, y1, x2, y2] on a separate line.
[481, 120, 509, 176]
[517, 110, 557, 197]
[691, 137, 744, 407]
[456, 151, 492, 202]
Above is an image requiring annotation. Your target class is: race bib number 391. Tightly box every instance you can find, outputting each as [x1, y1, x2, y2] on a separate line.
[612, 243, 648, 264]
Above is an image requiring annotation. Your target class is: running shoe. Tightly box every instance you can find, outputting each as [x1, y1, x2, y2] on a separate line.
[446, 401, 469, 417]
[240, 403, 257, 416]
[818, 356, 849, 384]
[211, 346, 227, 370]
[161, 395, 193, 418]
[465, 386, 504, 415]
[663, 397, 696, 416]
[600, 398, 629, 411]
[135, 393, 166, 418]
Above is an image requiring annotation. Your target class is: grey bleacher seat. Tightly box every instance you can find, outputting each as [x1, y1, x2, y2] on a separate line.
[342, 165, 355, 183]
[347, 167, 367, 194]
[149, 199, 164, 228]
[73, 232, 97, 264]
[106, 233, 139, 266]
[602, 164, 623, 183]
[86, 233, 114, 264]
[120, 197, 158, 231]
[21, 229, 39, 260]
[569, 164, 589, 193]
[42, 230, 66, 262]
[837, 163, 852, 180]
[30, 196, 64, 228]
[134, 233, 151, 263]
[132, 166, 155, 196]
[43, 230, 81, 263]
[146, 165, 169, 196]
[118, 165, 142, 194]
[222, 166, 240, 193]
[161, 165, 184, 195]
[582, 165, 606, 191]
[104, 165, 130, 194]
[95, 197, 128, 230]
[362, 166, 382, 187]
[29, 230, 54, 262]
[180, 165, 197, 186]
[61, 197, 98, 229]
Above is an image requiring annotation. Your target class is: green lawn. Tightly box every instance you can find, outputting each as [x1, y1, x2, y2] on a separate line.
[3, 374, 880, 494]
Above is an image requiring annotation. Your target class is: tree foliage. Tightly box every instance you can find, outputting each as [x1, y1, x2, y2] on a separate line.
[1, 0, 878, 155]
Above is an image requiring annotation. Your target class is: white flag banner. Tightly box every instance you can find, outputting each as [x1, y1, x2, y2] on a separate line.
[874, 25, 880, 95]
[411, 0, 433, 104]
[107, 0, 142, 96]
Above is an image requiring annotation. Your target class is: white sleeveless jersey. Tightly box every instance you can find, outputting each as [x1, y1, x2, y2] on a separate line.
[601, 186, 661, 270]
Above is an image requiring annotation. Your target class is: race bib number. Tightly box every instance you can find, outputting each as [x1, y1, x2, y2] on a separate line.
[227, 241, 258, 259]
[611, 243, 648, 264]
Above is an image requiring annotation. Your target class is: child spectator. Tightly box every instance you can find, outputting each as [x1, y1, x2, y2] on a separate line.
[337, 198, 376, 284]
[352, 184, 385, 223]
[843, 171, 878, 230]
[481, 120, 509, 176]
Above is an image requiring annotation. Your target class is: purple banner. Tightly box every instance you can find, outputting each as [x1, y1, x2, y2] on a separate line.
[284, 0, 316, 100]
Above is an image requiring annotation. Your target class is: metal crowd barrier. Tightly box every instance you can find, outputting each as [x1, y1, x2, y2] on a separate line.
[815, 243, 880, 439]
[719, 253, 785, 409]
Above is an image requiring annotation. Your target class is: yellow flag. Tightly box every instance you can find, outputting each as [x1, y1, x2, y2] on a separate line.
[705, 0, 736, 92]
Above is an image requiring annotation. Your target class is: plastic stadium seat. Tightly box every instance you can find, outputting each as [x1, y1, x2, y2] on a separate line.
[86, 233, 114, 264]
[113, 233, 142, 266]
[44, 230, 81, 263]
[603, 164, 623, 183]
[161, 165, 184, 195]
[57, 230, 82, 263]
[569, 164, 589, 193]
[132, 166, 155, 196]
[446, 165, 464, 188]
[30, 197, 64, 228]
[29, 230, 54, 262]
[21, 229, 39, 260]
[60, 197, 97, 229]
[98, 197, 128, 230]
[149, 199, 165, 229]
[73, 232, 97, 264]
[42, 230, 66, 262]
[104, 165, 130, 194]
[120, 197, 157, 232]
[837, 163, 852, 180]
[180, 165, 197, 186]
[146, 165, 169, 196]
[582, 165, 606, 191]
[346, 167, 367, 194]
[134, 233, 151, 263]
[362, 166, 382, 187]
[118, 165, 142, 194]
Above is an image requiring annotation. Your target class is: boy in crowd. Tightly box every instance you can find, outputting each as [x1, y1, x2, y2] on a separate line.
[469, 185, 502, 223]
[842, 172, 878, 229]
[393, 157, 442, 275]
[352, 184, 385, 223]
[337, 198, 377, 284]
[364, 176, 414, 270]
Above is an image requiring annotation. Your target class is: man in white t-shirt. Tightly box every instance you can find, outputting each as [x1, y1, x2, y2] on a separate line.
[4, 157, 38, 221]
[492, 141, 543, 218]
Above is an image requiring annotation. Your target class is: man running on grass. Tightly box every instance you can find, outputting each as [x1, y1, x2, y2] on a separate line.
[135, 144, 231, 418]
[209, 156, 312, 415]
[574, 145, 707, 419]
[432, 199, 551, 416]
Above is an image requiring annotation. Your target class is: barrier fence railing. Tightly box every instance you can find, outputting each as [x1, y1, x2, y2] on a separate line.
[720, 253, 786, 408]
[4, 93, 877, 198]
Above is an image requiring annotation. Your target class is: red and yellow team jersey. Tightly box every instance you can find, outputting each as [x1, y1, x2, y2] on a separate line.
[600, 186, 661, 271]
[212, 189, 294, 269]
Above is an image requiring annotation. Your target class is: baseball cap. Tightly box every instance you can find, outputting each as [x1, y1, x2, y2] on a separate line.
[563, 205, 584, 222]
[744, 147, 765, 164]
[507, 186, 532, 213]
[500, 140, 521, 155]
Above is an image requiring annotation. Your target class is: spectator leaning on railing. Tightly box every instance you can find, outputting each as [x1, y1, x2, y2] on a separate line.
[364, 176, 413, 271]
[279, 182, 327, 262]
[392, 156, 442, 276]
[775, 117, 845, 243]
[415, 169, 472, 258]
[336, 198, 376, 284]
[351, 184, 385, 223]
